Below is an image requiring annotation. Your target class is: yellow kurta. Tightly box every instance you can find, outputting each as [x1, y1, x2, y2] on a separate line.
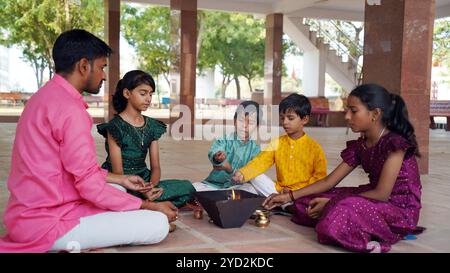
[239, 133, 327, 192]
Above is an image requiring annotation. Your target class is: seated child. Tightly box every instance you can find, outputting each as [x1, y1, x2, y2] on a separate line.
[263, 84, 425, 252]
[194, 101, 275, 196]
[232, 94, 327, 202]
[97, 70, 195, 208]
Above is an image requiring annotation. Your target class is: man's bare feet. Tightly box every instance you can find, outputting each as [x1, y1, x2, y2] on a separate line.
[169, 223, 177, 233]
[180, 199, 204, 219]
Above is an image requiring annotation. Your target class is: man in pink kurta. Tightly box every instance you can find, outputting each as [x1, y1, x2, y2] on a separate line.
[0, 29, 175, 252]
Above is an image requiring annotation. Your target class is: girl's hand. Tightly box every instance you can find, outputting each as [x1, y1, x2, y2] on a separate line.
[262, 193, 290, 210]
[307, 197, 330, 219]
[231, 171, 244, 183]
[214, 151, 227, 163]
[121, 175, 153, 192]
[144, 187, 164, 201]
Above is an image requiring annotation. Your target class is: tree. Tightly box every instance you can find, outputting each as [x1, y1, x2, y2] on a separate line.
[198, 12, 266, 99]
[121, 5, 172, 89]
[121, 6, 297, 100]
[232, 26, 265, 94]
[433, 18, 450, 68]
[0, 0, 104, 88]
[197, 12, 235, 98]
[199, 12, 297, 99]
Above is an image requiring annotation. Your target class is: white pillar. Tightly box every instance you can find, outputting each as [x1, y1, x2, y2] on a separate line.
[196, 68, 215, 99]
[302, 46, 326, 97]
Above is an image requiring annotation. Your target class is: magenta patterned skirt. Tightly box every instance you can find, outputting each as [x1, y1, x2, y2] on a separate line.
[292, 185, 424, 253]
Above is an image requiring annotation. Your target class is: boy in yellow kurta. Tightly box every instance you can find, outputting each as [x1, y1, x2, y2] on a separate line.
[232, 94, 327, 201]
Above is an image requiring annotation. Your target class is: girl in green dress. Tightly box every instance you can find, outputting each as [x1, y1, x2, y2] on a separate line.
[97, 70, 196, 208]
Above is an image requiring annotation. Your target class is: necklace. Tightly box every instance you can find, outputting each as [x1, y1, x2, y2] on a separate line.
[123, 112, 145, 147]
[363, 127, 386, 167]
[363, 127, 386, 150]
[375, 127, 386, 146]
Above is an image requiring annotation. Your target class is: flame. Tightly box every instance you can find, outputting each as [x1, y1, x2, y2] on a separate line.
[230, 189, 241, 200]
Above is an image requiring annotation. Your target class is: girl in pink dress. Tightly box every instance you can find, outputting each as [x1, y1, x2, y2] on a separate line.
[263, 84, 424, 252]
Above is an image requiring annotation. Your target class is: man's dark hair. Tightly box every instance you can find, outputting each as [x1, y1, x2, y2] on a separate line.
[279, 93, 311, 118]
[52, 29, 112, 74]
[234, 100, 262, 125]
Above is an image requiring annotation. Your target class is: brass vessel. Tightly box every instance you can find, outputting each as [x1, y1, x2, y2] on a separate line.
[254, 209, 270, 228]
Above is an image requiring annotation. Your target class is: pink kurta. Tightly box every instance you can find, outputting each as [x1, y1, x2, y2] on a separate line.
[0, 74, 142, 252]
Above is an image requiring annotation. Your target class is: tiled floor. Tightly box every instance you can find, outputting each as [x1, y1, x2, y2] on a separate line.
[1, 123, 449, 253]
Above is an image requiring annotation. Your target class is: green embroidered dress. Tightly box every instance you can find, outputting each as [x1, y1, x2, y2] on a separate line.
[97, 115, 195, 207]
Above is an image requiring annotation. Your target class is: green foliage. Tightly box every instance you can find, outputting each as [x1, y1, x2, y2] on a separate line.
[433, 18, 450, 67]
[198, 12, 265, 97]
[0, 1, 301, 96]
[121, 5, 171, 86]
[121, 6, 300, 99]
[0, 0, 104, 88]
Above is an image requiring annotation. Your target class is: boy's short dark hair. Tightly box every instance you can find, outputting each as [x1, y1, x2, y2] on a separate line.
[52, 29, 113, 74]
[234, 100, 262, 125]
[279, 93, 311, 118]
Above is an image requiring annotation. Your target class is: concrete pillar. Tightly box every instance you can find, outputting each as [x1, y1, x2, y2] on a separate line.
[196, 68, 215, 99]
[264, 13, 283, 105]
[170, 0, 197, 138]
[302, 44, 326, 97]
[363, 0, 435, 174]
[104, 0, 120, 122]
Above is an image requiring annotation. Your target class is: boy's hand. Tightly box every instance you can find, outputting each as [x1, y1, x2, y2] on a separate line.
[231, 171, 244, 183]
[214, 151, 227, 163]
[213, 160, 232, 173]
[306, 197, 330, 219]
